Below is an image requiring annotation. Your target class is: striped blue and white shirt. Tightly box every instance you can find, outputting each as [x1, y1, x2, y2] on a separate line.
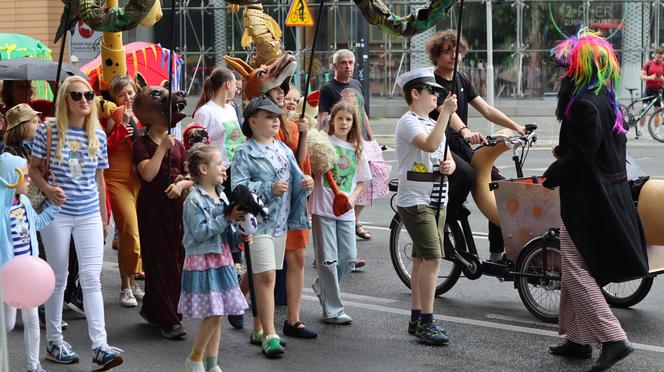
[32, 121, 109, 216]
[10, 200, 31, 256]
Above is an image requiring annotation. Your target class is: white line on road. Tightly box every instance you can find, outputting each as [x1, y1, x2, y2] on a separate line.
[485, 313, 557, 329]
[302, 288, 398, 304]
[301, 294, 664, 354]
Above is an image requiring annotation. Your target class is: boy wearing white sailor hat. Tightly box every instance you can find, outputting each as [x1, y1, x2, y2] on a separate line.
[393, 67, 457, 346]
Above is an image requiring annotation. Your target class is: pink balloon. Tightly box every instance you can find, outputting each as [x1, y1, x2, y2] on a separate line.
[1, 256, 55, 309]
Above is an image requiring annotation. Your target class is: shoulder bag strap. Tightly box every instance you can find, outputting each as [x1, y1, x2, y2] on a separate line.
[43, 121, 53, 180]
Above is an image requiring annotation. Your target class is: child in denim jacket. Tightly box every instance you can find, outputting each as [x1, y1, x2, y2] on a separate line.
[231, 95, 313, 358]
[180, 144, 248, 372]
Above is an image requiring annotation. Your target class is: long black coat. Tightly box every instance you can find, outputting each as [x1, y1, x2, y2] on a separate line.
[543, 90, 649, 286]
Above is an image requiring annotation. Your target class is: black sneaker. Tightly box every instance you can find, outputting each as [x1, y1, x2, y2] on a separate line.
[408, 319, 420, 335]
[415, 322, 449, 346]
[65, 298, 85, 318]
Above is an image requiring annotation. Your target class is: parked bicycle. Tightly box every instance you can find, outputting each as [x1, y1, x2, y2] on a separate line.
[388, 124, 658, 323]
[620, 87, 664, 142]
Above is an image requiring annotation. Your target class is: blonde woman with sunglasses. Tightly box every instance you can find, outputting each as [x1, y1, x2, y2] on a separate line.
[29, 76, 124, 370]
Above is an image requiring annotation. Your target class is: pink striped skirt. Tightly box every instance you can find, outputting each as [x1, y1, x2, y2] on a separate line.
[558, 224, 627, 344]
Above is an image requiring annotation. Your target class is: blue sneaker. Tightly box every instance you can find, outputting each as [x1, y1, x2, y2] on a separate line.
[415, 322, 449, 346]
[45, 341, 79, 364]
[92, 345, 124, 371]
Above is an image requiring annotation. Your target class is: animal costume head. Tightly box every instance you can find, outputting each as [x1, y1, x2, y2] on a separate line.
[227, 184, 269, 235]
[183, 122, 210, 151]
[224, 53, 297, 100]
[132, 73, 186, 128]
[552, 27, 624, 133]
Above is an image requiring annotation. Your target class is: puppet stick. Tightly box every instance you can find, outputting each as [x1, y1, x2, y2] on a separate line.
[436, 0, 465, 225]
[166, 0, 177, 183]
[52, 1, 72, 109]
[295, 0, 326, 156]
[243, 240, 258, 317]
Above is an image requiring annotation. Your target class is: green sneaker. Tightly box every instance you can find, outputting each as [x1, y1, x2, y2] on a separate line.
[261, 335, 285, 358]
[249, 330, 263, 345]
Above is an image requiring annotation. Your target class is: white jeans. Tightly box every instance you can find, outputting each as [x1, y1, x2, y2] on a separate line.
[4, 305, 40, 370]
[41, 213, 108, 349]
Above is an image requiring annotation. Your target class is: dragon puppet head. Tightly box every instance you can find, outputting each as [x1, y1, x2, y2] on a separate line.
[224, 53, 297, 100]
[132, 73, 187, 128]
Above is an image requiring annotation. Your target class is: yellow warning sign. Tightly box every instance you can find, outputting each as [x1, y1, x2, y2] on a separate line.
[285, 0, 315, 27]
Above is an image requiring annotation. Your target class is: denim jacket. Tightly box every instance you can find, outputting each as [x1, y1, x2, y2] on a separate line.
[231, 138, 310, 235]
[182, 183, 237, 256]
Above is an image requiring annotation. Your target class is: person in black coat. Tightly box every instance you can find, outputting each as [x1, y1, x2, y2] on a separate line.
[543, 29, 648, 372]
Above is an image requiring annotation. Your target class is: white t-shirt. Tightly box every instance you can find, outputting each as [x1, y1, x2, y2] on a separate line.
[395, 111, 449, 208]
[193, 100, 245, 166]
[311, 135, 371, 221]
[255, 141, 291, 237]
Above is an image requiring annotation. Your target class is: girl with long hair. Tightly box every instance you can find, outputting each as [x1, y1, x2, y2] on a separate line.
[310, 101, 370, 324]
[193, 67, 245, 168]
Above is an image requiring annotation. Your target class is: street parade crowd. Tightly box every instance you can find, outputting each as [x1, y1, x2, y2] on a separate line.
[1, 27, 660, 372]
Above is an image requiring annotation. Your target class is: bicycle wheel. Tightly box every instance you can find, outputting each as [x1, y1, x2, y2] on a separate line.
[602, 277, 655, 308]
[389, 213, 463, 296]
[515, 236, 561, 323]
[647, 107, 664, 142]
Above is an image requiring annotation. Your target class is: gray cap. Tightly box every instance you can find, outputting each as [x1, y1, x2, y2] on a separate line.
[242, 94, 284, 123]
[241, 94, 285, 137]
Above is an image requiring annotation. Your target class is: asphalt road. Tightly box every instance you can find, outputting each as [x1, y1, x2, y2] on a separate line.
[6, 126, 664, 372]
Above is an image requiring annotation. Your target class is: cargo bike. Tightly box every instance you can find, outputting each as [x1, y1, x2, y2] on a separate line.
[388, 124, 664, 323]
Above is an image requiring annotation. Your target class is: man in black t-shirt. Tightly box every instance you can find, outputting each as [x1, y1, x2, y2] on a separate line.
[427, 30, 525, 263]
[318, 49, 373, 142]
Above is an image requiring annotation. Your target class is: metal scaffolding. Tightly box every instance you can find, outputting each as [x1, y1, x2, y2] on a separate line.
[167, 0, 664, 100]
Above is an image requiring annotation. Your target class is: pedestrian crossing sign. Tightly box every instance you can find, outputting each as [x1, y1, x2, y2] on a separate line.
[286, 0, 315, 27]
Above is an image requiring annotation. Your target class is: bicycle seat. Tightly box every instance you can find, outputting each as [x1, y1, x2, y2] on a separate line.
[625, 88, 639, 94]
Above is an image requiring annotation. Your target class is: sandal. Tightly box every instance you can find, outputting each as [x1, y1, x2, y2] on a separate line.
[355, 224, 372, 240]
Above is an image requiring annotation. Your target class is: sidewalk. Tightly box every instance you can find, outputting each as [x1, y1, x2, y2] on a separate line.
[368, 99, 664, 149]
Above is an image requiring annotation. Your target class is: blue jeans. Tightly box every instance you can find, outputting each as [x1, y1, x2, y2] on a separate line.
[311, 214, 356, 318]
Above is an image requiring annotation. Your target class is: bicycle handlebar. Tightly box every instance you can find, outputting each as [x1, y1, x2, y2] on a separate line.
[483, 123, 538, 148]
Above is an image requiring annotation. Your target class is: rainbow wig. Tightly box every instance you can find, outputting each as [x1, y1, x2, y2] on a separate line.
[552, 28, 625, 134]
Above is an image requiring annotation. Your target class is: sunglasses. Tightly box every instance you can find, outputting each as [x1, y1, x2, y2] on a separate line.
[70, 91, 95, 102]
[420, 85, 438, 95]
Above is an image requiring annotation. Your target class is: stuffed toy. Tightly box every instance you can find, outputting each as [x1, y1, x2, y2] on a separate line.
[226, 184, 269, 235]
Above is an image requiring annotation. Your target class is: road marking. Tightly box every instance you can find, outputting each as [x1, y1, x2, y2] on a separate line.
[301, 294, 664, 354]
[485, 313, 557, 329]
[303, 288, 398, 304]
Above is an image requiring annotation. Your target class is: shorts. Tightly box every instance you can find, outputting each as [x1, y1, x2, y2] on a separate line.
[285, 229, 309, 251]
[397, 204, 446, 260]
[644, 88, 662, 107]
[248, 234, 286, 274]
